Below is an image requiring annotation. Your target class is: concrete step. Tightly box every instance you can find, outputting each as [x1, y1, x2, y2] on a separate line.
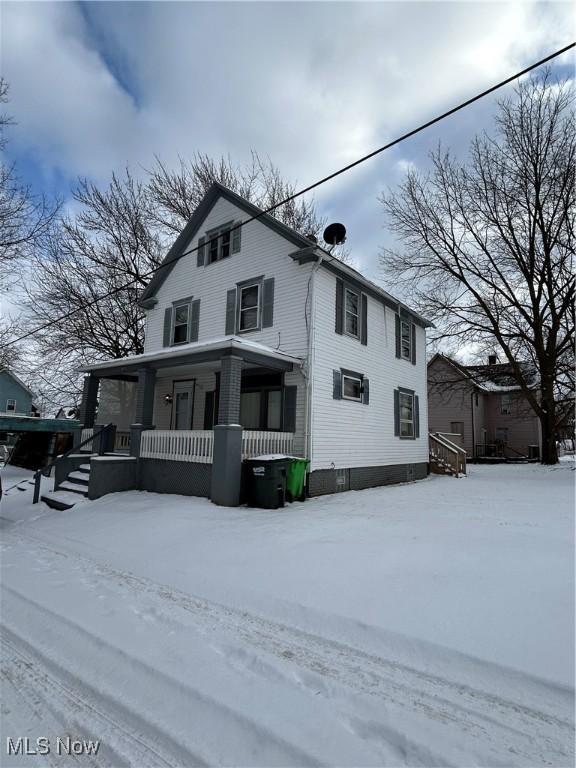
[41, 491, 83, 510]
[58, 481, 89, 496]
[68, 471, 89, 484]
[79, 464, 91, 472]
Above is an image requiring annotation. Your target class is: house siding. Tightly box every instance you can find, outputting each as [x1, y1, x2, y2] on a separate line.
[0, 371, 33, 415]
[144, 197, 313, 359]
[309, 268, 429, 471]
[427, 357, 475, 455]
[484, 391, 540, 455]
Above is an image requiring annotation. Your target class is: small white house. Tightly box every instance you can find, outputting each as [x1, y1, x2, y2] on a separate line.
[65, 182, 432, 506]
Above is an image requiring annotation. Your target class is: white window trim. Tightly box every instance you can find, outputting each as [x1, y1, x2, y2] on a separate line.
[399, 390, 415, 438]
[342, 373, 363, 402]
[344, 287, 360, 339]
[206, 223, 234, 264]
[500, 394, 511, 414]
[6, 399, 16, 412]
[171, 300, 191, 345]
[400, 320, 412, 360]
[238, 282, 261, 333]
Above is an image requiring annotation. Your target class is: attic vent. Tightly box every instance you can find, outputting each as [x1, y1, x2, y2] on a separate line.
[488, 354, 498, 365]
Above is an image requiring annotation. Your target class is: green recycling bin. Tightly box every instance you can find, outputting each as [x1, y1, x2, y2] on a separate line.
[244, 457, 289, 509]
[286, 457, 309, 502]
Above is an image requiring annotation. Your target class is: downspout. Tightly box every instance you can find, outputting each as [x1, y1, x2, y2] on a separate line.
[304, 251, 323, 466]
[471, 389, 476, 460]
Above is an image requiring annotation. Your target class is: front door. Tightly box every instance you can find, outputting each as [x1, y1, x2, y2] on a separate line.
[172, 381, 195, 430]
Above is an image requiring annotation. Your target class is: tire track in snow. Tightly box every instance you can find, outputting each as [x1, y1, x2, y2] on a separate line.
[3, 530, 574, 766]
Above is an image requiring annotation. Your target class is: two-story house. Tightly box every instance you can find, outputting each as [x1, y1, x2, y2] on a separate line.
[427, 353, 541, 460]
[0, 368, 36, 418]
[58, 183, 431, 507]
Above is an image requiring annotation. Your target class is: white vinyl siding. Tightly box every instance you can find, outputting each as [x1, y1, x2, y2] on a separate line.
[144, 197, 312, 359]
[310, 268, 428, 471]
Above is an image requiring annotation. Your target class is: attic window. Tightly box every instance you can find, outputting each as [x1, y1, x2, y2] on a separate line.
[6, 399, 16, 412]
[204, 222, 241, 265]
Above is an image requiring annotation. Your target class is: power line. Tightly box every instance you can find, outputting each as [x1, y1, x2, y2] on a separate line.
[7, 41, 575, 348]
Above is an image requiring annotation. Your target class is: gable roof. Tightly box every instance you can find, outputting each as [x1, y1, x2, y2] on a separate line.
[0, 367, 35, 398]
[428, 353, 538, 392]
[139, 182, 313, 305]
[137, 181, 433, 327]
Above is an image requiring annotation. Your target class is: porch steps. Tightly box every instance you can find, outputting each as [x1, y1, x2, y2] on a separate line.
[42, 459, 92, 510]
[41, 490, 88, 511]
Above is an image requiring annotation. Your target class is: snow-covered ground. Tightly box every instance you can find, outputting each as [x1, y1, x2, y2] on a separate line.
[1, 462, 574, 766]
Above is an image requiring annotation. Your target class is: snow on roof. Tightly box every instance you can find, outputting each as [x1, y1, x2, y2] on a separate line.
[80, 336, 303, 374]
[465, 362, 539, 392]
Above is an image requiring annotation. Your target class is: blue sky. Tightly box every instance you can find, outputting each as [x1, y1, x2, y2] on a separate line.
[2, 0, 573, 293]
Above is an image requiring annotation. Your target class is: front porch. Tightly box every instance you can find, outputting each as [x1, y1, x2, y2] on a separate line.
[77, 337, 305, 506]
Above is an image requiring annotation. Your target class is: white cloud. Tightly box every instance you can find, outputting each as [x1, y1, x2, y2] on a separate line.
[2, 0, 573, 277]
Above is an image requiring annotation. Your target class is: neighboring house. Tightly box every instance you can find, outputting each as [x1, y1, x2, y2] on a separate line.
[61, 182, 432, 508]
[0, 368, 36, 418]
[427, 353, 541, 460]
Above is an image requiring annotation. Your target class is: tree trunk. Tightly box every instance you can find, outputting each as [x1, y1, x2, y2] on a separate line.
[539, 401, 559, 465]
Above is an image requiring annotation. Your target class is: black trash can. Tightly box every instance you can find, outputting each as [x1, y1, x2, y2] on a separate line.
[244, 457, 289, 509]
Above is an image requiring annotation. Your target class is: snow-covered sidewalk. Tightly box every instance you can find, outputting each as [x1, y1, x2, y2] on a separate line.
[1, 462, 574, 766]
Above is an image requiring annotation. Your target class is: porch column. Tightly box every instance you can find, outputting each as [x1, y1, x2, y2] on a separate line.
[79, 375, 99, 428]
[211, 355, 243, 506]
[130, 367, 156, 457]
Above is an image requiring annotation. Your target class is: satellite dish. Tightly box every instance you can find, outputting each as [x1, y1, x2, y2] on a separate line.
[323, 222, 346, 246]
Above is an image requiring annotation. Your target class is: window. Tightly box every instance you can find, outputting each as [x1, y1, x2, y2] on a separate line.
[342, 374, 363, 402]
[400, 320, 411, 359]
[239, 388, 282, 430]
[239, 283, 260, 332]
[172, 301, 190, 344]
[501, 393, 511, 414]
[451, 421, 464, 437]
[399, 391, 414, 437]
[495, 427, 508, 444]
[6, 399, 16, 412]
[205, 222, 239, 264]
[344, 288, 360, 338]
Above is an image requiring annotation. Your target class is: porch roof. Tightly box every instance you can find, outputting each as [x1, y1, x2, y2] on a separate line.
[79, 336, 303, 379]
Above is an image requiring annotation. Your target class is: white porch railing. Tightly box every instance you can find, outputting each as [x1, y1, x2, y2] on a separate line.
[141, 430, 214, 463]
[114, 430, 131, 452]
[242, 431, 294, 459]
[80, 427, 94, 451]
[139, 429, 295, 463]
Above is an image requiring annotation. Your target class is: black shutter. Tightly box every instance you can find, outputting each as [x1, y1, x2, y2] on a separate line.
[197, 236, 205, 267]
[414, 394, 420, 437]
[394, 389, 400, 436]
[203, 390, 215, 429]
[232, 224, 241, 253]
[163, 307, 172, 347]
[189, 299, 200, 342]
[362, 377, 370, 405]
[411, 323, 417, 365]
[361, 294, 368, 345]
[262, 278, 275, 328]
[225, 289, 237, 335]
[335, 278, 344, 334]
[333, 370, 342, 399]
[395, 314, 401, 358]
[282, 386, 297, 432]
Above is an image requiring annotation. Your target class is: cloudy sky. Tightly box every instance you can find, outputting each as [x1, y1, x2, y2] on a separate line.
[2, 0, 573, 300]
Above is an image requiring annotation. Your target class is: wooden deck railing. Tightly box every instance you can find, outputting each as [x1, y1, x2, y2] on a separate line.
[242, 431, 294, 459]
[429, 432, 467, 477]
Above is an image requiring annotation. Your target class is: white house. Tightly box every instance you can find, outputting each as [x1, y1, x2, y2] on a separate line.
[52, 183, 432, 507]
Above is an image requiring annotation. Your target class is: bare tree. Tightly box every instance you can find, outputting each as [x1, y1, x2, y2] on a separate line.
[147, 151, 350, 261]
[380, 72, 575, 464]
[25, 170, 163, 405]
[0, 79, 58, 281]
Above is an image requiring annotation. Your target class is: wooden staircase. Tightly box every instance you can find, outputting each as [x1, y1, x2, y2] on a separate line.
[429, 433, 467, 477]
